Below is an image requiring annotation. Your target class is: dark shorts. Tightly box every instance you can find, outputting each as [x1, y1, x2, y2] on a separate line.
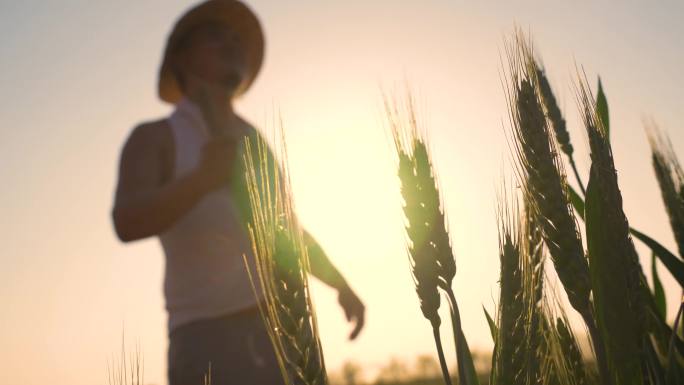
[168, 306, 286, 385]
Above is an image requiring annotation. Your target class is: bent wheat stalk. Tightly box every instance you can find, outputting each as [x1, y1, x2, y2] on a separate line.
[390, 106, 451, 385]
[386, 90, 479, 385]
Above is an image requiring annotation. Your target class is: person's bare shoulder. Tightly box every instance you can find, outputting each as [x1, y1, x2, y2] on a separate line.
[124, 118, 172, 151]
[117, 118, 175, 188]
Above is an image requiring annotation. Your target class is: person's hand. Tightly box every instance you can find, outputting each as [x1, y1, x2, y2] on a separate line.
[194, 134, 238, 192]
[190, 78, 232, 136]
[338, 284, 365, 340]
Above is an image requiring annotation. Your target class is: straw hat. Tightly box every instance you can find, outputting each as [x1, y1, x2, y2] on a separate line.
[157, 0, 264, 104]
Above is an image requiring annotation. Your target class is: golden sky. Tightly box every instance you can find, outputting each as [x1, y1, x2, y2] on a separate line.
[1, 1, 683, 384]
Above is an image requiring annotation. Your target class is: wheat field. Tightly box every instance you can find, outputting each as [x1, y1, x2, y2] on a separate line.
[108, 28, 684, 385]
[245, 28, 683, 385]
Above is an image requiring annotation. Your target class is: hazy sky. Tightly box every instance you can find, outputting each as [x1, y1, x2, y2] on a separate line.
[2, 1, 683, 384]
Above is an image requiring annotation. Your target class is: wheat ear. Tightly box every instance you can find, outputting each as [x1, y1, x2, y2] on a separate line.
[503, 30, 612, 384]
[646, 123, 684, 257]
[536, 66, 585, 195]
[493, 192, 526, 385]
[242, 125, 327, 385]
[388, 100, 452, 385]
[577, 72, 649, 385]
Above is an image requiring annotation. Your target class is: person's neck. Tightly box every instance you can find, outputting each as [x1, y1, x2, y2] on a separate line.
[186, 87, 238, 131]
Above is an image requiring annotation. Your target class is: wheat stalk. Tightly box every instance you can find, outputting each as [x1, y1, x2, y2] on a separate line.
[412, 137, 478, 385]
[555, 317, 587, 385]
[505, 34, 591, 319]
[576, 72, 649, 385]
[242, 123, 327, 385]
[502, 32, 612, 384]
[646, 122, 684, 257]
[107, 334, 144, 385]
[386, 88, 479, 385]
[495, 189, 593, 385]
[535, 260, 590, 385]
[521, 199, 545, 385]
[493, 194, 526, 385]
[495, 188, 575, 385]
[537, 311, 588, 385]
[386, 91, 452, 385]
[535, 66, 585, 195]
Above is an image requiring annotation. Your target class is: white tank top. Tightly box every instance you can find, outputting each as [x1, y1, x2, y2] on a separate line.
[159, 97, 261, 332]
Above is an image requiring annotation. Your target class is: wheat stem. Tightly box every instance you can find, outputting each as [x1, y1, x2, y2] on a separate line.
[433, 326, 454, 385]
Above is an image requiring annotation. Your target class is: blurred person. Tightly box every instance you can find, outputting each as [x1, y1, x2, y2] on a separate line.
[110, 1, 365, 384]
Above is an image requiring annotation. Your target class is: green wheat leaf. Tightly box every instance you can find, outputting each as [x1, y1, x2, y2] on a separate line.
[483, 306, 498, 343]
[651, 252, 667, 319]
[455, 327, 481, 385]
[632, 229, 684, 287]
[568, 185, 585, 220]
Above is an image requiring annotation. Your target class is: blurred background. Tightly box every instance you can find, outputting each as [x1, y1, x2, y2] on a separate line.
[1, 1, 683, 384]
